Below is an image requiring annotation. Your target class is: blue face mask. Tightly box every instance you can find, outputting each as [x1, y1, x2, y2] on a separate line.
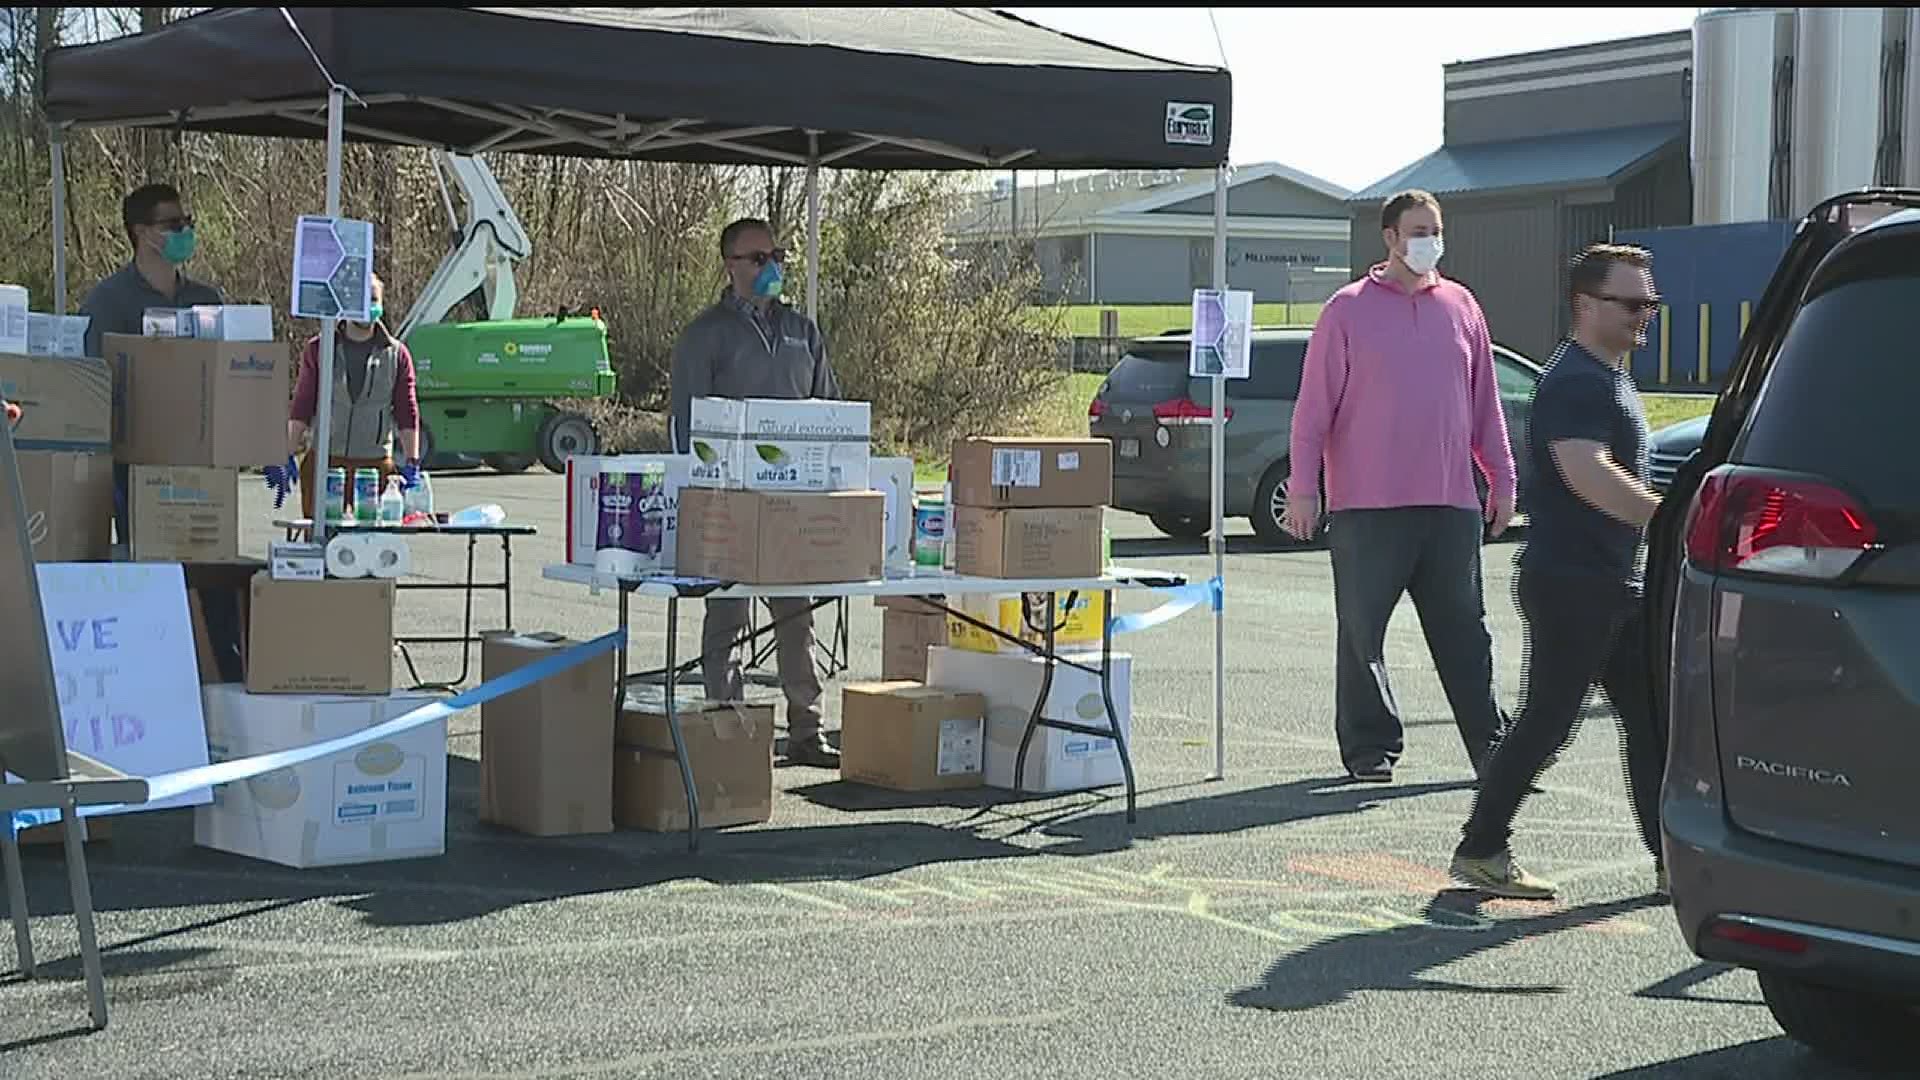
[367, 302, 384, 325]
[161, 227, 197, 265]
[752, 260, 784, 299]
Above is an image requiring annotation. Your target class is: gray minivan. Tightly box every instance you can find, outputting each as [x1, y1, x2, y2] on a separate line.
[1087, 327, 1543, 542]
[1649, 190, 1920, 1071]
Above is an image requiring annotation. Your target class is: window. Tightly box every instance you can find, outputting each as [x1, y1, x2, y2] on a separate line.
[1494, 352, 1537, 404]
[1237, 340, 1307, 400]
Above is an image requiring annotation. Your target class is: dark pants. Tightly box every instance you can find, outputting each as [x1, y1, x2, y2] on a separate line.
[703, 598, 824, 743]
[1459, 567, 1667, 860]
[1327, 506, 1506, 775]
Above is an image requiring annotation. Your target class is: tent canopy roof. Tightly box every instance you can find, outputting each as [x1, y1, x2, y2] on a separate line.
[45, 7, 1232, 170]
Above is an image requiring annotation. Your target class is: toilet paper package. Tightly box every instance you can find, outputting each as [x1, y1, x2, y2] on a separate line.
[594, 465, 669, 578]
[324, 533, 412, 579]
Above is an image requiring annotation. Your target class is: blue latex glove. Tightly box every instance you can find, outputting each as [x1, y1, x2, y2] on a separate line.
[263, 455, 299, 510]
[398, 460, 422, 492]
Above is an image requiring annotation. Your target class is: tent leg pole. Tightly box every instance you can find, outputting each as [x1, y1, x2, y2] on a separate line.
[61, 797, 108, 1029]
[312, 86, 345, 546]
[3, 820, 32, 978]
[51, 131, 67, 315]
[806, 132, 820, 323]
[1208, 164, 1227, 782]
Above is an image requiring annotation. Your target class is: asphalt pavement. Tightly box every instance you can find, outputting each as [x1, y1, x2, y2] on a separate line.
[0, 471, 1877, 1078]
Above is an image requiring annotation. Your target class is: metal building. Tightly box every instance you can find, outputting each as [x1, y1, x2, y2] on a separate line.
[1347, 31, 1695, 363]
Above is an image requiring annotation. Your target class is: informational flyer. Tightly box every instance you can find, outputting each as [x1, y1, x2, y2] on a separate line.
[291, 215, 375, 321]
[1189, 287, 1254, 379]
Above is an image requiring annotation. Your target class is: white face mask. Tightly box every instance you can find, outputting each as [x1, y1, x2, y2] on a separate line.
[1402, 234, 1444, 275]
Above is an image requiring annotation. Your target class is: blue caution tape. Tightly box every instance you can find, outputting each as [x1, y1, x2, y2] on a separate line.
[7, 629, 625, 835]
[1107, 576, 1224, 637]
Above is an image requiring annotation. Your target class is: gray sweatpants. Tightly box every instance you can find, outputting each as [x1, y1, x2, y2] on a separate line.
[1325, 506, 1506, 776]
[701, 598, 825, 742]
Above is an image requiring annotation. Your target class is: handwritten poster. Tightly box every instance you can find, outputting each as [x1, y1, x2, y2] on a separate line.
[29, 563, 211, 813]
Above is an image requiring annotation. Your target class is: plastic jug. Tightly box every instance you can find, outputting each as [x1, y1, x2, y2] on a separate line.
[404, 470, 434, 518]
[379, 476, 406, 523]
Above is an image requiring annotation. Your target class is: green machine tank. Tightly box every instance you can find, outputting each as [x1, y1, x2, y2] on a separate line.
[404, 315, 614, 474]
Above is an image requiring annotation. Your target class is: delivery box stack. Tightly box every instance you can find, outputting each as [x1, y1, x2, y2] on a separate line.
[675, 396, 886, 584]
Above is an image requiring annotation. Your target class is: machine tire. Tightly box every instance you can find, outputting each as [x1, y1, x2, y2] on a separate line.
[1149, 513, 1210, 540]
[1758, 972, 1920, 1071]
[484, 454, 535, 474]
[537, 410, 600, 474]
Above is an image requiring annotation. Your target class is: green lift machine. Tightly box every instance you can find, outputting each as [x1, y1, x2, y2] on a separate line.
[395, 152, 610, 473]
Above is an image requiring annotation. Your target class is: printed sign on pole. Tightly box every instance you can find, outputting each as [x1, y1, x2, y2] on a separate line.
[23, 562, 211, 813]
[1189, 288, 1253, 379]
[291, 215, 375, 321]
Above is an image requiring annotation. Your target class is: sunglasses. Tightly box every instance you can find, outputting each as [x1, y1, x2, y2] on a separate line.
[728, 248, 786, 267]
[149, 214, 195, 231]
[1588, 293, 1661, 314]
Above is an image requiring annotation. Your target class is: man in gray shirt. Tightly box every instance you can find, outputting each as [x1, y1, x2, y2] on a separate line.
[669, 218, 842, 768]
[80, 183, 224, 540]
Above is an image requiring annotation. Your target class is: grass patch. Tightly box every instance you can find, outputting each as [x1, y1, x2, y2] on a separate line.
[1032, 302, 1324, 339]
[1642, 392, 1716, 432]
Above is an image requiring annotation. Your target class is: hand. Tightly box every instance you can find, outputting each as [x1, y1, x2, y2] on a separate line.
[1486, 489, 1516, 538]
[1281, 490, 1322, 541]
[3, 400, 19, 430]
[398, 460, 423, 491]
[263, 454, 299, 510]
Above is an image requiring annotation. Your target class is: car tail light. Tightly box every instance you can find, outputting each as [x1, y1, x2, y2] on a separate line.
[1151, 398, 1230, 425]
[1682, 465, 1877, 580]
[1707, 918, 1809, 956]
[1088, 397, 1108, 419]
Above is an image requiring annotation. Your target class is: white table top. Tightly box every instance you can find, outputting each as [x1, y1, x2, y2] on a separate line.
[541, 562, 1187, 599]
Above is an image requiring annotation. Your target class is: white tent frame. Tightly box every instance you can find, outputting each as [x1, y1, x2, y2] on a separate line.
[50, 92, 1232, 780]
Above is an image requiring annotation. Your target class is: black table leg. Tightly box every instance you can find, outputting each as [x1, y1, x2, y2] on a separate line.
[1102, 588, 1136, 823]
[1012, 592, 1060, 793]
[662, 595, 701, 852]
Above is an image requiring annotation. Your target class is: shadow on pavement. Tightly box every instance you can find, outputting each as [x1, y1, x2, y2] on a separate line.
[1591, 1037, 1888, 1079]
[1038, 775, 1477, 855]
[1228, 891, 1663, 1013]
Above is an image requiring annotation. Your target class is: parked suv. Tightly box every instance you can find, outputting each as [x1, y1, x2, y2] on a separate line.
[1649, 191, 1920, 1071]
[1087, 327, 1542, 543]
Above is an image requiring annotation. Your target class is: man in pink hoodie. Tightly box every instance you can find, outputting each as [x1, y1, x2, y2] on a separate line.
[1283, 189, 1516, 785]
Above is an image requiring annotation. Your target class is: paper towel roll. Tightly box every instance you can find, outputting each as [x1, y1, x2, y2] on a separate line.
[362, 534, 413, 579]
[594, 546, 649, 579]
[325, 534, 371, 578]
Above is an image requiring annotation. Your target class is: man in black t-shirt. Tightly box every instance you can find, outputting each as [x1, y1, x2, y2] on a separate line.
[1450, 243, 1669, 899]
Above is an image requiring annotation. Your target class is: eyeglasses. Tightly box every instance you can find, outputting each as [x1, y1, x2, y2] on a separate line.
[1587, 293, 1661, 314]
[727, 248, 786, 267]
[149, 214, 195, 232]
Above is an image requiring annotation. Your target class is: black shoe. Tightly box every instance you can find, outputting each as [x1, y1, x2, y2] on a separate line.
[1348, 763, 1393, 784]
[786, 733, 841, 768]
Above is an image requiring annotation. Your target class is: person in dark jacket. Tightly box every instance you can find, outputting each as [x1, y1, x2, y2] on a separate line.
[668, 218, 842, 768]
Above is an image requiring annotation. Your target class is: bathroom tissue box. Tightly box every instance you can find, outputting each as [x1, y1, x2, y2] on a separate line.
[271, 541, 326, 581]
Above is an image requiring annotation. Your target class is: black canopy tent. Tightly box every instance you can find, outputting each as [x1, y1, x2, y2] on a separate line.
[20, 6, 1236, 1029]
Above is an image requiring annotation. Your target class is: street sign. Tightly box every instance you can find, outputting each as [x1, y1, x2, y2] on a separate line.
[291, 215, 375, 321]
[1189, 288, 1253, 378]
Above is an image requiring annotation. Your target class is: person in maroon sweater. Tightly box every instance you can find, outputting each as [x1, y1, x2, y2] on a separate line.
[270, 274, 422, 518]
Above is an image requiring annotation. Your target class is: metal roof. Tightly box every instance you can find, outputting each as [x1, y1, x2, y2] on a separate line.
[1351, 122, 1686, 203]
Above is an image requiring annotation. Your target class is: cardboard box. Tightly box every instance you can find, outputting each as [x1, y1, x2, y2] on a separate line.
[950, 437, 1112, 509]
[0, 284, 25, 353]
[947, 591, 1107, 654]
[195, 684, 449, 868]
[565, 453, 690, 568]
[615, 688, 773, 831]
[128, 465, 241, 564]
[186, 563, 256, 685]
[269, 542, 326, 581]
[687, 397, 871, 491]
[191, 305, 274, 342]
[9, 450, 112, 562]
[246, 575, 395, 695]
[953, 506, 1103, 579]
[882, 608, 947, 682]
[0, 352, 112, 451]
[26, 313, 91, 358]
[840, 682, 986, 791]
[104, 333, 288, 467]
[479, 632, 616, 837]
[925, 645, 1133, 794]
[677, 487, 883, 584]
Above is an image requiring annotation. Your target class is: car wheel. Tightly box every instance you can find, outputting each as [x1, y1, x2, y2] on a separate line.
[1252, 464, 1316, 546]
[1149, 513, 1210, 540]
[537, 410, 599, 474]
[1758, 971, 1920, 1071]
[484, 454, 535, 474]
